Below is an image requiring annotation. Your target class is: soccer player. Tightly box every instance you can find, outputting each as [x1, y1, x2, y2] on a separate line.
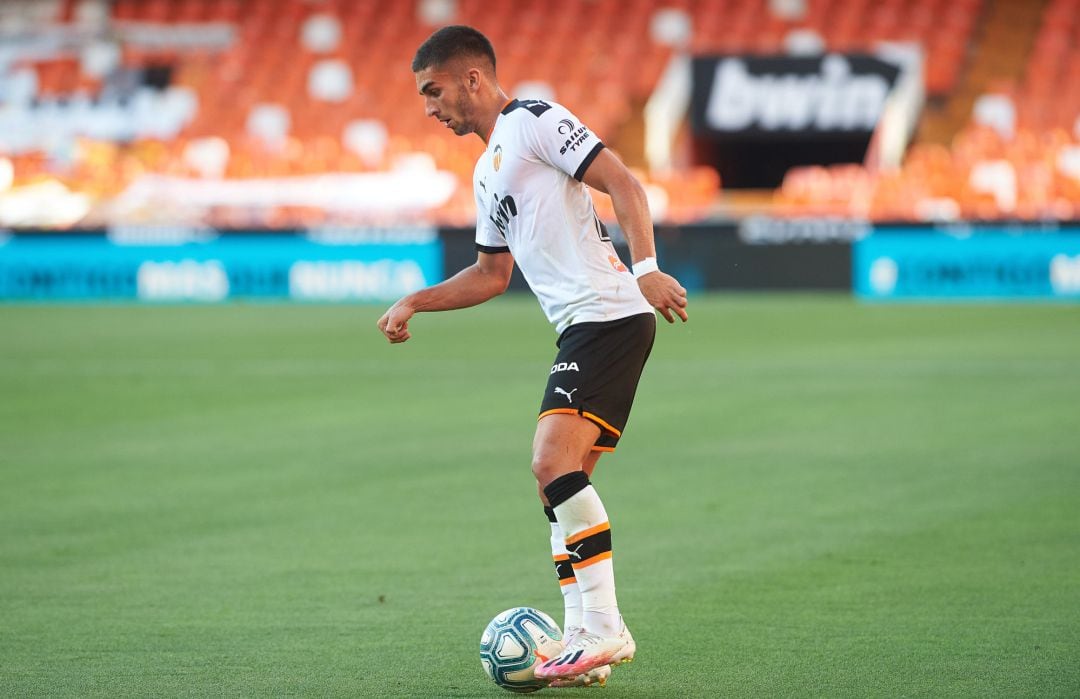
[377, 25, 688, 686]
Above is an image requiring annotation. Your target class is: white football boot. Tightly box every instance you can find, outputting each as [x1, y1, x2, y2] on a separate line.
[535, 621, 635, 682]
[546, 627, 613, 688]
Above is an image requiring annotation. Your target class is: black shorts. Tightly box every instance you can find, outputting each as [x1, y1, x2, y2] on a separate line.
[538, 312, 656, 452]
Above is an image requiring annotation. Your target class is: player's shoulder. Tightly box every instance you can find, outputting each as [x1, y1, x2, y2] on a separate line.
[501, 98, 574, 124]
[500, 99, 583, 149]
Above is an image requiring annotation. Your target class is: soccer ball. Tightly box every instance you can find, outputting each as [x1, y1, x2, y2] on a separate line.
[480, 607, 564, 693]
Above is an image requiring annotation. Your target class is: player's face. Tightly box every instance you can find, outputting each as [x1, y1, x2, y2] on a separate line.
[415, 66, 475, 137]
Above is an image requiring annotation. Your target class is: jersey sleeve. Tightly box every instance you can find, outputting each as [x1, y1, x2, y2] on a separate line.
[526, 102, 605, 182]
[474, 185, 510, 253]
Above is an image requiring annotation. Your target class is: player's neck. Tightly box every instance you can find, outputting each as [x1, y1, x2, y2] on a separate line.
[476, 89, 511, 145]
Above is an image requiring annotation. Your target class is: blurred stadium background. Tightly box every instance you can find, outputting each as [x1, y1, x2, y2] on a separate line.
[0, 0, 1078, 301]
[3, 3, 1079, 695]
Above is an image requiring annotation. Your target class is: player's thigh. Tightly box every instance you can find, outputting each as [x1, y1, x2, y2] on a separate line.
[531, 412, 601, 486]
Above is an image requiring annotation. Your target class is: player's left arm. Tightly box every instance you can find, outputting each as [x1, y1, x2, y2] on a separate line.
[581, 149, 688, 323]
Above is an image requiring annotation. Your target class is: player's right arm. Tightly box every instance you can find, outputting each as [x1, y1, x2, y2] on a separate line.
[377, 250, 514, 344]
[581, 149, 688, 324]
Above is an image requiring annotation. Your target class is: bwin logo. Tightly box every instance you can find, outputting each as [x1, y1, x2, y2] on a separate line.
[706, 55, 892, 132]
[557, 118, 575, 134]
[550, 361, 580, 374]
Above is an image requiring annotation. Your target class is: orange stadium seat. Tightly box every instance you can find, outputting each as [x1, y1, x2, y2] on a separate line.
[769, 0, 1080, 222]
[11, 0, 1080, 227]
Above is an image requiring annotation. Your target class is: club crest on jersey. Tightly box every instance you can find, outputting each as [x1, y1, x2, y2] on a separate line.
[493, 144, 503, 171]
[550, 361, 580, 374]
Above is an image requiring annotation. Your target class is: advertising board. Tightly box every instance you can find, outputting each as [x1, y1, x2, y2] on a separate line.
[689, 53, 903, 187]
[690, 54, 901, 139]
[854, 228, 1080, 300]
[439, 222, 851, 292]
[0, 229, 442, 301]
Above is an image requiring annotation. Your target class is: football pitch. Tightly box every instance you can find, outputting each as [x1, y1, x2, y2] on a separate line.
[1, 294, 1078, 697]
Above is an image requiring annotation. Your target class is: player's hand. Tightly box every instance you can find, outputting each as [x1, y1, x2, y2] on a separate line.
[637, 271, 688, 323]
[377, 301, 416, 343]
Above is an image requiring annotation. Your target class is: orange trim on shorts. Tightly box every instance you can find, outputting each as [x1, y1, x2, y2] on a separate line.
[538, 408, 579, 421]
[571, 551, 613, 569]
[537, 409, 622, 438]
[565, 521, 610, 546]
[582, 411, 622, 437]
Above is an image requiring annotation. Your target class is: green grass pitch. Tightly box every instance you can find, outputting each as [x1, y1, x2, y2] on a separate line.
[1, 294, 1078, 697]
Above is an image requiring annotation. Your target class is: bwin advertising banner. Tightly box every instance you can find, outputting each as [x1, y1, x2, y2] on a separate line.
[0, 230, 442, 302]
[690, 54, 902, 139]
[854, 229, 1080, 301]
[688, 53, 902, 187]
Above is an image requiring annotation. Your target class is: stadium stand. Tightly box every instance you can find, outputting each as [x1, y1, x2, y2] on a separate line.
[0, 0, 1077, 227]
[776, 0, 1080, 221]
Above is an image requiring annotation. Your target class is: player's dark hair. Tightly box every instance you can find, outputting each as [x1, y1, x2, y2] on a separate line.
[411, 25, 496, 74]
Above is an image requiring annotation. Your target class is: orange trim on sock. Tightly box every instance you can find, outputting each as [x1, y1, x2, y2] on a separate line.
[565, 521, 610, 545]
[571, 551, 613, 569]
[590, 445, 616, 453]
[558, 576, 578, 586]
[553, 554, 570, 562]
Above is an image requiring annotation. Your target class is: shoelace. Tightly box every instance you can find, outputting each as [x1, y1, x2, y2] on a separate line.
[559, 629, 604, 654]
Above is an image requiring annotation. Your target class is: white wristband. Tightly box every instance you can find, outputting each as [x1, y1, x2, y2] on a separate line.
[632, 257, 659, 279]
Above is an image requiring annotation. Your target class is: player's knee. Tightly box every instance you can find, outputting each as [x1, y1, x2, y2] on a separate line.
[530, 455, 552, 485]
[531, 453, 557, 486]
[531, 454, 574, 488]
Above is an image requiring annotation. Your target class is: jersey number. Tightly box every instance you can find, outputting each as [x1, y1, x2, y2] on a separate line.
[520, 100, 552, 117]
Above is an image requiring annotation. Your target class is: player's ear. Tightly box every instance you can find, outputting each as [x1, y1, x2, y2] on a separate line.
[465, 67, 482, 93]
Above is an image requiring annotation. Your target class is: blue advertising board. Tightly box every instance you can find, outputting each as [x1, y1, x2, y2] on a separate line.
[0, 229, 442, 302]
[854, 228, 1080, 301]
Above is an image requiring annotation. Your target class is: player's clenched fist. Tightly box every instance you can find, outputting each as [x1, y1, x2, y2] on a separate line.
[378, 302, 415, 343]
[636, 271, 689, 324]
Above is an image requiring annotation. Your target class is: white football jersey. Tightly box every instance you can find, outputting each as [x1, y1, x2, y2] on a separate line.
[473, 99, 653, 335]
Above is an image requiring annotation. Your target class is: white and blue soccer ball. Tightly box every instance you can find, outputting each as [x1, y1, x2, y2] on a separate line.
[480, 607, 564, 693]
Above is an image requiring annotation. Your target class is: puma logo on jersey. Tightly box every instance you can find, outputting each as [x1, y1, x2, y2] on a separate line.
[554, 387, 577, 403]
[550, 361, 579, 374]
